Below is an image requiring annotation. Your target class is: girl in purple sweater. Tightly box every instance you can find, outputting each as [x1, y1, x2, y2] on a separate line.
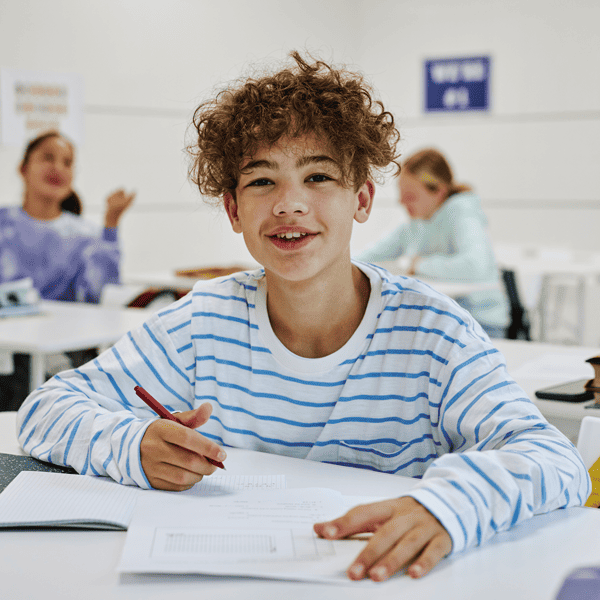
[0, 131, 135, 408]
[0, 131, 135, 302]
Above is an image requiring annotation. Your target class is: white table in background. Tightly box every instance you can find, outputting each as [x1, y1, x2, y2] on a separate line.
[121, 271, 199, 290]
[1, 411, 599, 600]
[122, 266, 260, 292]
[0, 300, 148, 393]
[495, 339, 600, 443]
[370, 261, 501, 299]
[123, 266, 501, 305]
[416, 277, 500, 299]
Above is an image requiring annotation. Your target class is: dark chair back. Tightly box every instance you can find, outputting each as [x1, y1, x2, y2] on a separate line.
[127, 288, 186, 310]
[501, 269, 532, 340]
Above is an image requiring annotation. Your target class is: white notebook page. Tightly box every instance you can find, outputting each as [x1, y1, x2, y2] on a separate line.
[0, 472, 287, 529]
[0, 471, 139, 529]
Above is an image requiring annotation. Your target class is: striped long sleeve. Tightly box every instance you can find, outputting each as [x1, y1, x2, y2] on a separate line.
[16, 262, 590, 555]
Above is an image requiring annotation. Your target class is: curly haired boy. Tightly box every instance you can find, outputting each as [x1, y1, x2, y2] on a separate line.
[17, 51, 589, 583]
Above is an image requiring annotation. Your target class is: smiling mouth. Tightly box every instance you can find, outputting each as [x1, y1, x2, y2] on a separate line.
[273, 232, 310, 239]
[269, 231, 317, 248]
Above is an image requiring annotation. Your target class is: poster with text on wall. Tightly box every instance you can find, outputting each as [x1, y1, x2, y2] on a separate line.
[424, 56, 490, 112]
[0, 68, 84, 148]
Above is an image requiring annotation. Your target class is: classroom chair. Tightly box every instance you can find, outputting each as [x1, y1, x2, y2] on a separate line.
[101, 284, 185, 312]
[576, 415, 600, 470]
[501, 269, 532, 341]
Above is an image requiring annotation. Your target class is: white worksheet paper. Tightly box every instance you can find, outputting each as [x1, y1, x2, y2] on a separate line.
[183, 473, 286, 496]
[118, 487, 377, 583]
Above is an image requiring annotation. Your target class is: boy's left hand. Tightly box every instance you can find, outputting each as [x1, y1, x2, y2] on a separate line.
[314, 497, 452, 581]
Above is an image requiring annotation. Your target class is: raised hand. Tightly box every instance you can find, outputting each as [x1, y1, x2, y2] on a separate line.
[104, 188, 136, 228]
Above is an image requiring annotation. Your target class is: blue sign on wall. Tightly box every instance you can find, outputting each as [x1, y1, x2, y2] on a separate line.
[424, 56, 490, 112]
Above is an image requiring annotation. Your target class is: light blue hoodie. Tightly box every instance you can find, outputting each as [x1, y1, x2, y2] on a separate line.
[357, 191, 509, 336]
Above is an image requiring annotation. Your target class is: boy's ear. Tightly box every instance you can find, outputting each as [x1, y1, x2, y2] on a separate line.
[224, 192, 243, 233]
[354, 180, 375, 224]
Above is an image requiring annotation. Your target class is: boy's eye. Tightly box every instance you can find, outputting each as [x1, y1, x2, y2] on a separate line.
[307, 174, 333, 183]
[247, 178, 273, 187]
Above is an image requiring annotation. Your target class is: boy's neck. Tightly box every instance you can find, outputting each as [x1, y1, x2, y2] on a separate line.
[265, 264, 371, 359]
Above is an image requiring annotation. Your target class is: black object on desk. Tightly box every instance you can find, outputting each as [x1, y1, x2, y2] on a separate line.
[0, 453, 77, 493]
[535, 379, 595, 402]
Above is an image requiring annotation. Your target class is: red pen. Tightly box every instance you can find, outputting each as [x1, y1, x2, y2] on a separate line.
[134, 385, 225, 469]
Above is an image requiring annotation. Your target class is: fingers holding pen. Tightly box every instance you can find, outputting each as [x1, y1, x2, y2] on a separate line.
[176, 402, 214, 429]
[175, 403, 228, 468]
[140, 411, 226, 491]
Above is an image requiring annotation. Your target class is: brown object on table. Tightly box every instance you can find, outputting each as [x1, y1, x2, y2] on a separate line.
[585, 356, 600, 406]
[175, 266, 249, 280]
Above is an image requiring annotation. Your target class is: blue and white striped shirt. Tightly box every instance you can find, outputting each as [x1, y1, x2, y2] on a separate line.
[16, 261, 590, 555]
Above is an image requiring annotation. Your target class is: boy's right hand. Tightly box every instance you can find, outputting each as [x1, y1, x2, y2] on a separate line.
[140, 403, 227, 491]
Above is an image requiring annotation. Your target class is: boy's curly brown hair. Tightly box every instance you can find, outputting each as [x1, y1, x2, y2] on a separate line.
[188, 51, 401, 203]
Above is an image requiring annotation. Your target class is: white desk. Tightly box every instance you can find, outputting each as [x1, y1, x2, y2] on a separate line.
[122, 271, 199, 290]
[417, 277, 500, 300]
[122, 266, 259, 292]
[123, 267, 501, 303]
[495, 339, 600, 443]
[369, 261, 501, 299]
[1, 411, 599, 600]
[0, 301, 148, 392]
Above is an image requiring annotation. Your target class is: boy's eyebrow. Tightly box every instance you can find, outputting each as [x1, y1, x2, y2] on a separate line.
[240, 154, 341, 173]
[240, 159, 277, 172]
[296, 155, 341, 170]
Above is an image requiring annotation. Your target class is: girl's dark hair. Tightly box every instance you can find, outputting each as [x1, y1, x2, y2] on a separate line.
[21, 130, 82, 215]
[59, 191, 82, 215]
[188, 51, 401, 202]
[403, 148, 472, 198]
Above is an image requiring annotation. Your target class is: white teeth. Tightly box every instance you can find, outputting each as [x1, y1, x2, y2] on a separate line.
[276, 232, 307, 239]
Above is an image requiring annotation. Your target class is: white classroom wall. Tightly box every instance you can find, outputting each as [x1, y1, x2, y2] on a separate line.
[0, 0, 599, 276]
[0, 0, 361, 273]
[353, 0, 600, 255]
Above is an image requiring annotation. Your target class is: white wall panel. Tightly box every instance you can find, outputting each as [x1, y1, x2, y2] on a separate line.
[0, 0, 362, 272]
[1, 0, 598, 272]
[357, 0, 600, 257]
[0, 0, 359, 109]
[399, 118, 600, 203]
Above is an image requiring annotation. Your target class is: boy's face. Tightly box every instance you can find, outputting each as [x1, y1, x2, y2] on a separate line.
[224, 134, 373, 285]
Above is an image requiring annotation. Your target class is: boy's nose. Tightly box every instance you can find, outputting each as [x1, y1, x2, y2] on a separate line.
[273, 185, 308, 215]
